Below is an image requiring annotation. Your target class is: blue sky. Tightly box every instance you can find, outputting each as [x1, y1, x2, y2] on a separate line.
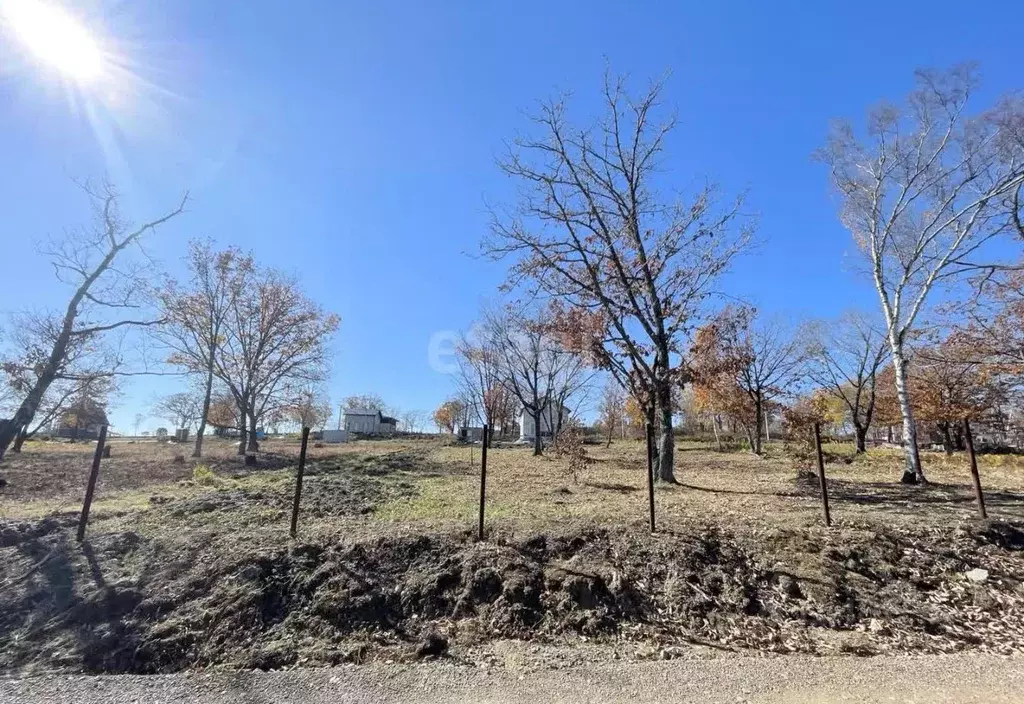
[1, 0, 1022, 432]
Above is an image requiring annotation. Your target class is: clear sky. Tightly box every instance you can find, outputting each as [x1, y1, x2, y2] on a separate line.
[1, 0, 1023, 432]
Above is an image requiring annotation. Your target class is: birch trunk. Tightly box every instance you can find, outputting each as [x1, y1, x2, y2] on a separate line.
[891, 350, 925, 483]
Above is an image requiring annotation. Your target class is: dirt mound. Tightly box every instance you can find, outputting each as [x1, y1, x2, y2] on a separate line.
[2, 521, 1023, 674]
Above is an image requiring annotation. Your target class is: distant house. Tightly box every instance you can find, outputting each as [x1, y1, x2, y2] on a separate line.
[519, 403, 569, 442]
[54, 397, 109, 440]
[343, 409, 398, 435]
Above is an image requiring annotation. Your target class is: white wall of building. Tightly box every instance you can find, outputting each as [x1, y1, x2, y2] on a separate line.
[344, 413, 379, 434]
[519, 403, 568, 441]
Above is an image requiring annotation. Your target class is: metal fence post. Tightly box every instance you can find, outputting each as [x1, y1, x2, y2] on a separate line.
[290, 427, 311, 537]
[76, 425, 108, 542]
[646, 422, 655, 533]
[478, 424, 489, 541]
[813, 422, 832, 527]
[963, 418, 988, 519]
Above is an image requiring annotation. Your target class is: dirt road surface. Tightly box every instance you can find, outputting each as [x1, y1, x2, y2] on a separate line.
[2, 654, 1023, 703]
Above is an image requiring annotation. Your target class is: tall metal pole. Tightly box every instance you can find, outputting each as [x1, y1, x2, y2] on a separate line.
[290, 427, 311, 537]
[646, 422, 655, 533]
[963, 418, 988, 519]
[77, 425, 109, 542]
[478, 424, 489, 541]
[813, 422, 832, 527]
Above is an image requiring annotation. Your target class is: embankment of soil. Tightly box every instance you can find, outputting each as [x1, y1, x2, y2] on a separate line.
[2, 517, 1023, 673]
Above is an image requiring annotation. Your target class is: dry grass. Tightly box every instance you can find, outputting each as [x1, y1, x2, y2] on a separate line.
[382, 438, 1024, 535]
[4, 435, 1024, 672]
[1, 435, 1022, 538]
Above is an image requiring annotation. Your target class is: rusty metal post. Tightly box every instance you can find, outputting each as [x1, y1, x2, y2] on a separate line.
[646, 422, 655, 533]
[963, 418, 988, 519]
[76, 425, 108, 542]
[813, 422, 832, 527]
[478, 424, 489, 541]
[290, 427, 311, 537]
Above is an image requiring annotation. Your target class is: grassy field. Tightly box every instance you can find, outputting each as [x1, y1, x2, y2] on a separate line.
[1, 435, 1023, 673]
[3, 434, 1021, 536]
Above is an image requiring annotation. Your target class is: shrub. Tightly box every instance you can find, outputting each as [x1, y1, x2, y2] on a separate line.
[192, 464, 217, 486]
[554, 425, 589, 483]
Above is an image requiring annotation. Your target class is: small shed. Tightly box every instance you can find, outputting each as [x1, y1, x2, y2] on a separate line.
[319, 429, 349, 443]
[455, 425, 485, 442]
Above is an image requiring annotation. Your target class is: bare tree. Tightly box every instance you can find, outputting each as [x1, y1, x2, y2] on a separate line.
[483, 306, 588, 456]
[213, 265, 339, 454]
[0, 183, 186, 459]
[152, 390, 203, 432]
[598, 380, 626, 446]
[1, 310, 125, 452]
[454, 327, 515, 444]
[818, 65, 1024, 482]
[342, 394, 387, 413]
[157, 241, 253, 457]
[2, 373, 113, 451]
[806, 312, 890, 453]
[284, 385, 333, 431]
[484, 73, 751, 481]
[400, 409, 426, 433]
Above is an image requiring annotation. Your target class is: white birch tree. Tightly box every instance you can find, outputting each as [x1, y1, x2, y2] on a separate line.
[819, 66, 1024, 482]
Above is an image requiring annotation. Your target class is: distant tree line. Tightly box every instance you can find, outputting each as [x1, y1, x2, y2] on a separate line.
[0, 185, 338, 470]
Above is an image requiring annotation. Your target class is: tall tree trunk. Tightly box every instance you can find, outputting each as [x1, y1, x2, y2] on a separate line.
[247, 413, 259, 452]
[854, 423, 868, 454]
[940, 422, 955, 455]
[643, 402, 660, 470]
[654, 377, 676, 483]
[192, 365, 215, 458]
[743, 424, 755, 452]
[891, 352, 925, 483]
[752, 393, 764, 455]
[713, 414, 723, 452]
[0, 365, 59, 459]
[531, 408, 542, 456]
[237, 426, 247, 455]
[11, 425, 28, 453]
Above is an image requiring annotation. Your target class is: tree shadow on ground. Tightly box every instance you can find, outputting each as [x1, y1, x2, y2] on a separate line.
[3, 532, 146, 672]
[677, 482, 801, 499]
[821, 478, 1024, 511]
[584, 481, 639, 493]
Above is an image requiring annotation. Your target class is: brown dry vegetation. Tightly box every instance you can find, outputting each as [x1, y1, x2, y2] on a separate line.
[1, 436, 1023, 674]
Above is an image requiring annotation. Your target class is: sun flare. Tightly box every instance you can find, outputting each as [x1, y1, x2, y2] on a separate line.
[1, 0, 104, 83]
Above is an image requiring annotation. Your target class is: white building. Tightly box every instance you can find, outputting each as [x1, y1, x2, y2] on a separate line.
[343, 409, 397, 435]
[519, 403, 569, 442]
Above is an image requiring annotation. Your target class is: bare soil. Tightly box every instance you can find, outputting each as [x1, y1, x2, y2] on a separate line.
[1, 437, 1023, 674]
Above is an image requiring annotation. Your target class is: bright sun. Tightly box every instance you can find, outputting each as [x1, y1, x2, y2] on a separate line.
[1, 0, 104, 83]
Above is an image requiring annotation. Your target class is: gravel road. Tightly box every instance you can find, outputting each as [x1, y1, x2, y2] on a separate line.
[2, 654, 1022, 703]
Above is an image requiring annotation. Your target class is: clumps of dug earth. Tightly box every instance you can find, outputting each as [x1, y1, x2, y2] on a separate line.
[1, 518, 1023, 673]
